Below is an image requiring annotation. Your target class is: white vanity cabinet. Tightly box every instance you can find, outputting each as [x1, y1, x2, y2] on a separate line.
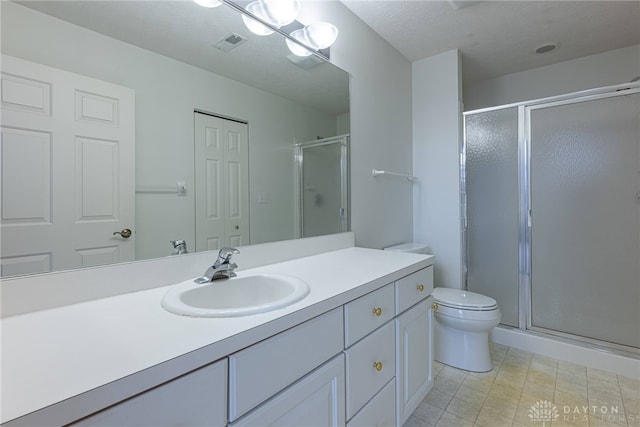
[70, 358, 227, 427]
[394, 266, 434, 426]
[4, 247, 435, 427]
[342, 264, 434, 426]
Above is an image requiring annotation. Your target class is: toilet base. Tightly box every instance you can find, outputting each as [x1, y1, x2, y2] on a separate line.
[434, 321, 494, 372]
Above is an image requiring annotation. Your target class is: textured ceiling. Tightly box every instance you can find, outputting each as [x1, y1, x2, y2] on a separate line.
[341, 0, 640, 83]
[14, 0, 640, 92]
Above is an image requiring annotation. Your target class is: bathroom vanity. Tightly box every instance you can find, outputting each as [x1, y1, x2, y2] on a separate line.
[1, 237, 434, 426]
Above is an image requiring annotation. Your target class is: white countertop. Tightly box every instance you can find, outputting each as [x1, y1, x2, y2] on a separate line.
[1, 247, 433, 425]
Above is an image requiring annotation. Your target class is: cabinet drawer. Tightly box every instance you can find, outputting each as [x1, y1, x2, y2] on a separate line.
[71, 359, 227, 427]
[345, 320, 395, 420]
[344, 283, 394, 347]
[229, 307, 344, 421]
[347, 378, 396, 427]
[395, 266, 433, 314]
[231, 354, 345, 427]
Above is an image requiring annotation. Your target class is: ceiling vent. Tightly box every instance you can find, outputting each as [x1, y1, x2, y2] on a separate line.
[212, 33, 247, 52]
[535, 42, 559, 54]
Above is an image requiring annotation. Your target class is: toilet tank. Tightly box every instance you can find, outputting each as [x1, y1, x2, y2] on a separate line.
[383, 242, 431, 255]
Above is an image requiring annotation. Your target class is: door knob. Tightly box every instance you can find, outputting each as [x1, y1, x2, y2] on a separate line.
[113, 228, 132, 238]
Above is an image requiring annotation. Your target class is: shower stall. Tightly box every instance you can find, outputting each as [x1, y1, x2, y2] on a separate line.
[295, 135, 350, 238]
[462, 82, 640, 354]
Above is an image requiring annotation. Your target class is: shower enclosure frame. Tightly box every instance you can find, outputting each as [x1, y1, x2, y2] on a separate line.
[294, 135, 350, 238]
[461, 81, 640, 355]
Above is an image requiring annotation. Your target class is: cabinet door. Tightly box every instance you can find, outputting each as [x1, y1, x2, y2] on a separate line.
[70, 359, 227, 427]
[347, 378, 395, 427]
[396, 297, 433, 426]
[231, 354, 345, 427]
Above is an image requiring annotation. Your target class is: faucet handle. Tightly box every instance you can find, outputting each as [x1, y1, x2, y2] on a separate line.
[218, 247, 240, 262]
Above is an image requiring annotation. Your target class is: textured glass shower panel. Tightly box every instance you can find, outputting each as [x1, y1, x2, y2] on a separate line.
[465, 107, 520, 327]
[530, 93, 640, 348]
[302, 143, 343, 238]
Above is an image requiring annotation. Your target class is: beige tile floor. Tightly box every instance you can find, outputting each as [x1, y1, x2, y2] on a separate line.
[404, 343, 640, 427]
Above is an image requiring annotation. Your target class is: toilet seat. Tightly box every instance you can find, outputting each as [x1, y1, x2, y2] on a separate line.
[432, 288, 497, 311]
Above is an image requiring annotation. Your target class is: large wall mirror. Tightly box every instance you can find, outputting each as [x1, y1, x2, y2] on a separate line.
[0, 0, 350, 278]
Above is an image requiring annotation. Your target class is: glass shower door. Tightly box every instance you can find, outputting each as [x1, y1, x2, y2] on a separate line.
[528, 92, 640, 348]
[464, 107, 520, 327]
[297, 136, 349, 238]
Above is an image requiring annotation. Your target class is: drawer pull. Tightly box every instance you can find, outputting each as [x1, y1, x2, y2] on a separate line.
[373, 361, 383, 372]
[372, 307, 382, 317]
[432, 303, 439, 311]
[417, 284, 425, 292]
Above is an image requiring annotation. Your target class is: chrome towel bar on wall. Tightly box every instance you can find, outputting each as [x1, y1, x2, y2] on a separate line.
[371, 169, 417, 182]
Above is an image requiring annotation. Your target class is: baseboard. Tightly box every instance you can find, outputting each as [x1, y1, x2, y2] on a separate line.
[491, 326, 640, 379]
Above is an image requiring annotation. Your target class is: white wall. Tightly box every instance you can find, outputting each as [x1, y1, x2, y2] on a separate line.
[1, 2, 338, 260]
[299, 2, 414, 249]
[464, 44, 640, 111]
[412, 50, 463, 288]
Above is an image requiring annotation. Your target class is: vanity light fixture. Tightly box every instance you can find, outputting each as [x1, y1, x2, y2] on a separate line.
[237, 0, 339, 57]
[286, 29, 313, 57]
[242, 1, 275, 36]
[193, 0, 222, 8]
[286, 23, 339, 57]
[242, 0, 299, 34]
[261, 0, 300, 27]
[304, 22, 339, 50]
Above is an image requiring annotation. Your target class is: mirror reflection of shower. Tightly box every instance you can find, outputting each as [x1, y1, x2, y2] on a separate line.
[295, 135, 350, 238]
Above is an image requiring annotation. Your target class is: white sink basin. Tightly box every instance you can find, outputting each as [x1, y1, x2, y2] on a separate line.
[161, 273, 310, 317]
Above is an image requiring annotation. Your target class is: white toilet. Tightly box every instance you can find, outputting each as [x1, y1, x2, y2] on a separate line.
[432, 287, 501, 372]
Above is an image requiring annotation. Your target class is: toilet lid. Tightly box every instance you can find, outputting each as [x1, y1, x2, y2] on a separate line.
[432, 287, 498, 311]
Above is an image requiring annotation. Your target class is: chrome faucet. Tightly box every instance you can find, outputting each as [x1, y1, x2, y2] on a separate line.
[195, 247, 240, 283]
[170, 240, 188, 255]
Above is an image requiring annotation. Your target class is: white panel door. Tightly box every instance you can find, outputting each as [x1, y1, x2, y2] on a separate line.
[0, 55, 135, 277]
[194, 112, 249, 251]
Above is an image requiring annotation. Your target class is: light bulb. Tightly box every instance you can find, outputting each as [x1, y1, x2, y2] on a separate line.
[242, 1, 275, 36]
[286, 29, 313, 57]
[193, 0, 222, 8]
[304, 22, 338, 49]
[261, 0, 300, 27]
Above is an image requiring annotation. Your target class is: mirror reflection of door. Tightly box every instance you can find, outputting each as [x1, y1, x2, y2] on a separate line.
[194, 112, 249, 251]
[0, 55, 135, 277]
[297, 136, 349, 238]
